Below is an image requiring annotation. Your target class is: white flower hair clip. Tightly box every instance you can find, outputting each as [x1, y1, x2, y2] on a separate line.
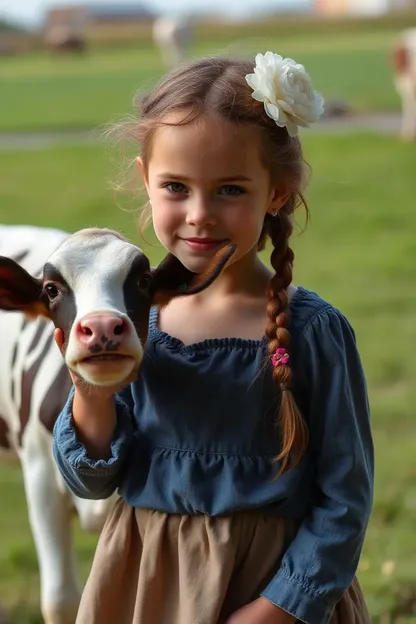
[245, 51, 325, 137]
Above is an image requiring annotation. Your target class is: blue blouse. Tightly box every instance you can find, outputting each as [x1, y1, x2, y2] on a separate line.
[53, 286, 374, 624]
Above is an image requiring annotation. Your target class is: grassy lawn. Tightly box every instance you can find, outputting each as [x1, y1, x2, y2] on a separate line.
[0, 130, 415, 622]
[0, 23, 403, 132]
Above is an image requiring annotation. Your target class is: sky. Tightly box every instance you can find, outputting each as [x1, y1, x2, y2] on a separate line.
[0, 0, 311, 28]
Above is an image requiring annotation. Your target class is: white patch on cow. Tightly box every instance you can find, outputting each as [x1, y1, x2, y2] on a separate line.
[11, 318, 52, 443]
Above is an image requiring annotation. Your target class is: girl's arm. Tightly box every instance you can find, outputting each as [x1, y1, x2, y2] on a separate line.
[261, 306, 374, 624]
[51, 328, 136, 500]
[71, 390, 117, 460]
[52, 385, 135, 500]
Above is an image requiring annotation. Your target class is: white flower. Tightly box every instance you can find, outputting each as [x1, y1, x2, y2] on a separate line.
[245, 51, 325, 137]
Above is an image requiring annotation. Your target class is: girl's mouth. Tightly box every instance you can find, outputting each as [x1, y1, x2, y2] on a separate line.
[183, 238, 227, 252]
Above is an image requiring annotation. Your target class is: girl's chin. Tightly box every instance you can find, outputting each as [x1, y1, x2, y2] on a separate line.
[171, 249, 211, 269]
[179, 257, 212, 274]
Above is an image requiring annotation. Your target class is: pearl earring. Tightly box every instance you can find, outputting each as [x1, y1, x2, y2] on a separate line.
[271, 209, 278, 217]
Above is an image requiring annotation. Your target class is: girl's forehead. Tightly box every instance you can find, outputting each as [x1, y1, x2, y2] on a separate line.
[156, 112, 260, 142]
[148, 113, 264, 171]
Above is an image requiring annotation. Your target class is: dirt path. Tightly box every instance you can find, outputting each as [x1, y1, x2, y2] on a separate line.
[0, 112, 402, 150]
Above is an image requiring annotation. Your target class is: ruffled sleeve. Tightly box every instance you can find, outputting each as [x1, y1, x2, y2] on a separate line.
[261, 305, 374, 624]
[52, 386, 135, 500]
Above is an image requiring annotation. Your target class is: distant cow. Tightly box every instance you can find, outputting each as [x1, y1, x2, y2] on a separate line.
[0, 226, 234, 624]
[392, 28, 416, 141]
[152, 15, 192, 68]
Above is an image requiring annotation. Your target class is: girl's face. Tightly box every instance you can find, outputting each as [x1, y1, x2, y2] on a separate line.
[141, 113, 287, 275]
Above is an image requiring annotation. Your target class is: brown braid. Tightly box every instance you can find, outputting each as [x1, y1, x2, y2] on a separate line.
[264, 203, 309, 475]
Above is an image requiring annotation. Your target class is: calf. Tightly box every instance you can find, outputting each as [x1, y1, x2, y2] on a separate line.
[0, 225, 115, 624]
[0, 226, 234, 623]
[392, 28, 416, 141]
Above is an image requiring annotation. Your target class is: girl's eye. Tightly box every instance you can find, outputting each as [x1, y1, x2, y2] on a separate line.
[165, 182, 187, 194]
[219, 185, 245, 197]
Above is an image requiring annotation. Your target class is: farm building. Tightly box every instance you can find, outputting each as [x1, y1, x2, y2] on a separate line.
[44, 3, 155, 44]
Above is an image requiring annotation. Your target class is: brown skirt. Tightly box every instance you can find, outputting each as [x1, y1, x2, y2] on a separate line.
[76, 498, 370, 624]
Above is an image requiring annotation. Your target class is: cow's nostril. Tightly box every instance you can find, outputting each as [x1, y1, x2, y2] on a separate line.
[78, 315, 126, 341]
[114, 322, 124, 336]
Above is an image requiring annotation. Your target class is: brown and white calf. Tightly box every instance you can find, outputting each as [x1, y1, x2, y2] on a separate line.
[0, 225, 234, 624]
[0, 225, 115, 624]
[392, 28, 416, 141]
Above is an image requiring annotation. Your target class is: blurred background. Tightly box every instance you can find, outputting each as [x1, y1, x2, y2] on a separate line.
[0, 0, 415, 622]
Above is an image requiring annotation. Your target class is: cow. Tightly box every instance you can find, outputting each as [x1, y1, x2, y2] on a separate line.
[152, 15, 192, 69]
[392, 28, 416, 141]
[0, 225, 234, 624]
[0, 225, 116, 624]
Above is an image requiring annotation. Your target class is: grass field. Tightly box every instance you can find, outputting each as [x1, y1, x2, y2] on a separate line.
[0, 25, 404, 132]
[0, 131, 416, 622]
[1, 12, 416, 624]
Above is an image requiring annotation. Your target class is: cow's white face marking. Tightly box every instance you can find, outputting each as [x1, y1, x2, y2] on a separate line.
[45, 230, 151, 386]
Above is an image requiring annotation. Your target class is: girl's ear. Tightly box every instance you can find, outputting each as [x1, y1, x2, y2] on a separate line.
[136, 157, 150, 195]
[267, 188, 291, 216]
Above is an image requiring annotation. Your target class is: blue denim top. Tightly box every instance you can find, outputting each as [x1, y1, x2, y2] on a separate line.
[53, 286, 374, 624]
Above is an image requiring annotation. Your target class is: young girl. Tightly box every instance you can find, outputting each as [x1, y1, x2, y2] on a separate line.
[53, 52, 373, 624]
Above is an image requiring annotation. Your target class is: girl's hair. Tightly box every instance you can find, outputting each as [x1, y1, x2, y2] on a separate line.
[123, 56, 310, 474]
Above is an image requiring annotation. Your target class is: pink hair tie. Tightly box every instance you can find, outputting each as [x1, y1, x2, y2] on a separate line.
[271, 348, 290, 367]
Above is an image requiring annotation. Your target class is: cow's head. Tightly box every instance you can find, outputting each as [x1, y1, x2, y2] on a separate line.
[0, 228, 235, 386]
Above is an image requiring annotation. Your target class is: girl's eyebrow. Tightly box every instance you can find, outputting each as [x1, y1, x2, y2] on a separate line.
[156, 173, 253, 182]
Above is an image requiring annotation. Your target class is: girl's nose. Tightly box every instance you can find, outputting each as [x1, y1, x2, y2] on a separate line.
[185, 198, 216, 226]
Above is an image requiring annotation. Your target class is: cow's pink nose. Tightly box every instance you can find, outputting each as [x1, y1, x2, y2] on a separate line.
[75, 314, 127, 345]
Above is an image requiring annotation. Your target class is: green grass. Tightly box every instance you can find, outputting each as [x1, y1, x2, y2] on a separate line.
[0, 131, 415, 622]
[0, 459, 97, 623]
[0, 23, 403, 132]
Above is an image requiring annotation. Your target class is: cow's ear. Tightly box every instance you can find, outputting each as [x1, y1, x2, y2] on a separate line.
[0, 257, 51, 319]
[151, 243, 236, 307]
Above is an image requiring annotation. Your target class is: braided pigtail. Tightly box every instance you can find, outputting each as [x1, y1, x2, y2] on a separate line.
[265, 200, 309, 475]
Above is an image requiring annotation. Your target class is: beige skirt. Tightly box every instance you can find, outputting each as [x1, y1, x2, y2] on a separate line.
[76, 498, 370, 624]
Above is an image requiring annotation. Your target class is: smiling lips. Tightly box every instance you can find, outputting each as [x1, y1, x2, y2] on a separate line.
[183, 237, 227, 251]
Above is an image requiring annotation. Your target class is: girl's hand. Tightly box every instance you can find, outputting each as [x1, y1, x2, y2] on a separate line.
[223, 597, 296, 624]
[54, 328, 132, 403]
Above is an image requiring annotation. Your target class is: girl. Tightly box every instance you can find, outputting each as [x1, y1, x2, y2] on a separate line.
[53, 52, 373, 624]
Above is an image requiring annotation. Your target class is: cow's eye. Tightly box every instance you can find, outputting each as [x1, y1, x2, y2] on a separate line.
[44, 283, 60, 300]
[137, 274, 152, 293]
